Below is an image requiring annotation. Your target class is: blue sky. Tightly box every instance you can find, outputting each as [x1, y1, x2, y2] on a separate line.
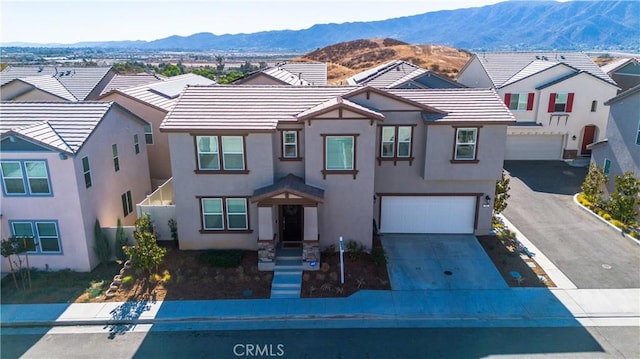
[1, 0, 508, 44]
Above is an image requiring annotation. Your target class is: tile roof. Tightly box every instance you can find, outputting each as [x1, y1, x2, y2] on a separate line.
[261, 67, 311, 86]
[605, 83, 640, 106]
[600, 58, 639, 75]
[252, 174, 324, 203]
[500, 60, 561, 87]
[0, 102, 115, 154]
[347, 60, 420, 86]
[161, 85, 514, 132]
[280, 62, 327, 86]
[470, 52, 616, 88]
[6, 76, 77, 101]
[110, 73, 214, 112]
[99, 73, 165, 96]
[0, 66, 114, 100]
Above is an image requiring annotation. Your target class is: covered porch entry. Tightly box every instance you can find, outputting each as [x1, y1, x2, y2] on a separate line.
[252, 174, 324, 271]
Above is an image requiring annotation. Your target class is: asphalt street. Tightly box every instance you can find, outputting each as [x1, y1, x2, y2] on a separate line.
[4, 325, 636, 359]
[503, 161, 640, 288]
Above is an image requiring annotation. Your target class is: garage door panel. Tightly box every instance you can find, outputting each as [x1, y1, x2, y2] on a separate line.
[380, 196, 475, 234]
[505, 135, 563, 160]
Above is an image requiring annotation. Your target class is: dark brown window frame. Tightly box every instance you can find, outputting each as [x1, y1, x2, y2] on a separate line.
[450, 126, 481, 164]
[197, 195, 253, 234]
[279, 129, 303, 161]
[321, 133, 359, 179]
[377, 124, 416, 165]
[193, 135, 250, 174]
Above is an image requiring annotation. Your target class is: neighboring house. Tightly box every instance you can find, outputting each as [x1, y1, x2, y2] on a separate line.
[98, 73, 165, 96]
[588, 84, 640, 193]
[98, 73, 214, 186]
[160, 85, 514, 270]
[457, 52, 619, 160]
[233, 62, 327, 86]
[1, 75, 78, 101]
[0, 66, 116, 100]
[600, 57, 640, 93]
[346, 60, 464, 89]
[0, 102, 152, 272]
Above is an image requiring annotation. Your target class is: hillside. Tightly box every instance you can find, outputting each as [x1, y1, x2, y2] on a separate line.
[294, 38, 471, 85]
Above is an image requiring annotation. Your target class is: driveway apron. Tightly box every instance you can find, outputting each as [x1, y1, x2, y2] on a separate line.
[380, 234, 508, 290]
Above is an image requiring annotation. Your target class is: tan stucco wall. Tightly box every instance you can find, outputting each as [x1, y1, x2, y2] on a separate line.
[99, 93, 172, 182]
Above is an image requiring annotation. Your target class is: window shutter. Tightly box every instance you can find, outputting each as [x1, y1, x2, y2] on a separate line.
[504, 93, 511, 106]
[526, 93, 535, 111]
[566, 93, 575, 112]
[547, 93, 556, 113]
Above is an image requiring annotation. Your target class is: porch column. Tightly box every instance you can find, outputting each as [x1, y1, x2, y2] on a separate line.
[258, 207, 274, 240]
[303, 207, 318, 241]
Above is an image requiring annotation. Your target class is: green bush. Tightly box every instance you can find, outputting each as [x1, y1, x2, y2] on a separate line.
[93, 219, 111, 265]
[629, 231, 639, 239]
[346, 240, 365, 260]
[199, 250, 243, 268]
[370, 247, 387, 266]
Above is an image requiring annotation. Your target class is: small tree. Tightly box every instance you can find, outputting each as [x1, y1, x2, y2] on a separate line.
[124, 213, 167, 274]
[114, 218, 129, 262]
[607, 172, 640, 225]
[581, 163, 608, 207]
[1, 236, 33, 290]
[494, 170, 511, 215]
[93, 219, 111, 265]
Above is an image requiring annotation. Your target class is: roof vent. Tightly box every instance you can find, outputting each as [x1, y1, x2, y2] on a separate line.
[37, 66, 43, 73]
[536, 56, 541, 60]
[560, 55, 565, 60]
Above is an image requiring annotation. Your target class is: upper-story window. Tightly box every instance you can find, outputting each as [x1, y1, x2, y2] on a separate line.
[82, 156, 92, 188]
[548, 92, 574, 113]
[281, 130, 301, 160]
[112, 144, 120, 172]
[144, 124, 153, 144]
[452, 127, 479, 162]
[591, 100, 598, 112]
[322, 134, 358, 179]
[196, 135, 246, 173]
[134, 134, 140, 154]
[379, 126, 414, 165]
[0, 160, 52, 196]
[505, 93, 533, 111]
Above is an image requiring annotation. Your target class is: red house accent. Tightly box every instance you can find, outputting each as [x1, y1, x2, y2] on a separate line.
[504, 93, 511, 107]
[526, 93, 534, 110]
[548, 93, 556, 112]
[566, 93, 575, 112]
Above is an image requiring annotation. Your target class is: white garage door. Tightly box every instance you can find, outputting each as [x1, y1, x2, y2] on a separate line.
[505, 135, 563, 160]
[380, 196, 476, 234]
[505, 135, 564, 160]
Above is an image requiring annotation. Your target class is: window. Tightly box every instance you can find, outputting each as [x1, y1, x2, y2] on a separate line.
[326, 136, 354, 170]
[10, 221, 61, 254]
[112, 144, 120, 172]
[134, 134, 140, 154]
[603, 159, 611, 176]
[591, 100, 597, 112]
[195, 135, 246, 172]
[200, 197, 249, 231]
[548, 92, 574, 113]
[144, 124, 153, 144]
[82, 156, 92, 188]
[0, 160, 51, 196]
[281, 130, 300, 159]
[505, 93, 534, 111]
[453, 128, 478, 161]
[121, 190, 133, 217]
[379, 126, 414, 164]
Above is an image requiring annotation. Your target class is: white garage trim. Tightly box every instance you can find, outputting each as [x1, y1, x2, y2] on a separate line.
[379, 194, 478, 234]
[505, 134, 564, 160]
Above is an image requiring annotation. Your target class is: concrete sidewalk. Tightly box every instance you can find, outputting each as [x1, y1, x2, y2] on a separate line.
[2, 288, 638, 329]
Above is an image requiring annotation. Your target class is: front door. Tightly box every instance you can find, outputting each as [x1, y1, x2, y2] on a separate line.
[581, 125, 596, 155]
[281, 205, 303, 247]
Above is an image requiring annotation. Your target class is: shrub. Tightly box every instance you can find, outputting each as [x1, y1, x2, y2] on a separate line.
[124, 213, 167, 274]
[93, 219, 110, 265]
[581, 163, 607, 207]
[602, 213, 612, 221]
[370, 246, 387, 266]
[629, 231, 639, 239]
[610, 219, 628, 232]
[168, 219, 178, 242]
[346, 240, 365, 260]
[114, 218, 128, 262]
[494, 171, 510, 215]
[199, 250, 243, 268]
[607, 172, 640, 225]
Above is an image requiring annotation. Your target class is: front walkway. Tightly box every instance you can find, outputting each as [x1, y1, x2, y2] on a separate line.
[380, 234, 508, 290]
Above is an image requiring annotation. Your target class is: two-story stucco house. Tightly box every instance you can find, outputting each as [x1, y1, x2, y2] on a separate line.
[600, 57, 640, 93]
[589, 85, 640, 193]
[0, 102, 151, 272]
[98, 73, 214, 186]
[233, 62, 327, 86]
[160, 85, 514, 270]
[457, 52, 619, 160]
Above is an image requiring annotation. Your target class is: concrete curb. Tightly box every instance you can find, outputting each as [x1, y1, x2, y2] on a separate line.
[572, 193, 640, 246]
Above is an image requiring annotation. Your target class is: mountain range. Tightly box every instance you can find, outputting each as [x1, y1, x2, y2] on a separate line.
[5, 1, 638, 51]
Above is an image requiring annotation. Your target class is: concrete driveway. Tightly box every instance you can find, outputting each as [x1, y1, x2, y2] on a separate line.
[503, 161, 640, 288]
[380, 234, 508, 290]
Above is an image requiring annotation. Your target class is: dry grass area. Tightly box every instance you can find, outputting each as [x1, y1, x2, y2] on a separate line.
[294, 38, 471, 84]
